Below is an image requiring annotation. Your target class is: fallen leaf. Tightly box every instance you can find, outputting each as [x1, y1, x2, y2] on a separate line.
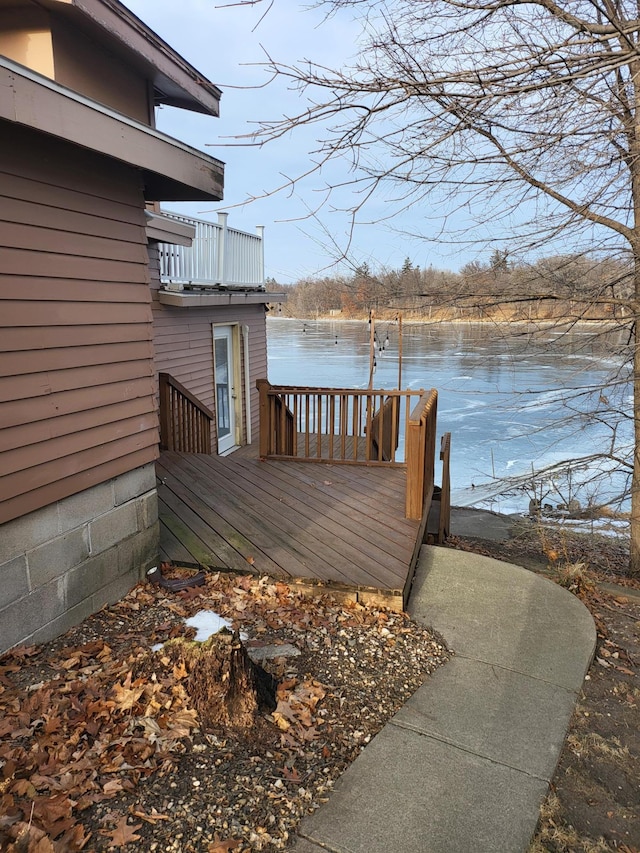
[102, 815, 142, 848]
[111, 673, 145, 712]
[103, 779, 126, 796]
[32, 834, 57, 852]
[177, 585, 205, 601]
[208, 836, 242, 852]
[172, 660, 188, 680]
[280, 766, 301, 782]
[8, 823, 55, 853]
[272, 712, 291, 731]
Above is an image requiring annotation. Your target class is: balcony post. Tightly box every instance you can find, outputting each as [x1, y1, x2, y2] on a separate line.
[217, 211, 228, 285]
[256, 225, 265, 285]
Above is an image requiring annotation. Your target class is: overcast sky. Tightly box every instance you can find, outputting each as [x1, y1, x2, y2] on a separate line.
[124, 0, 476, 283]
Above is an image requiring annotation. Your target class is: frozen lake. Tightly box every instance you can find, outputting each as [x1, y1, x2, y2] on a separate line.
[266, 317, 632, 517]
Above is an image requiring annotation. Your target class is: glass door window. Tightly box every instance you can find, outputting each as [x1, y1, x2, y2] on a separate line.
[214, 326, 236, 453]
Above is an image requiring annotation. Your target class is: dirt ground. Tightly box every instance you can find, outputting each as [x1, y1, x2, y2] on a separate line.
[450, 527, 640, 853]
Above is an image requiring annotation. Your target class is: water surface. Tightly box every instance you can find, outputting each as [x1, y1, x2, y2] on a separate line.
[267, 318, 631, 515]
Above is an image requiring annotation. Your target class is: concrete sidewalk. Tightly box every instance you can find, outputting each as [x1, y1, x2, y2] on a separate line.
[290, 544, 596, 853]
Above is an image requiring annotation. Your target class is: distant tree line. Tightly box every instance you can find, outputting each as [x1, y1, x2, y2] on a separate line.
[266, 253, 632, 323]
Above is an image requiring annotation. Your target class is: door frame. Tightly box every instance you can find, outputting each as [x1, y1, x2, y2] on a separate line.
[212, 323, 243, 454]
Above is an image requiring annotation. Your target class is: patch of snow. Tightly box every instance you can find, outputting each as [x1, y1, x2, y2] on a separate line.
[186, 611, 233, 642]
[150, 610, 248, 651]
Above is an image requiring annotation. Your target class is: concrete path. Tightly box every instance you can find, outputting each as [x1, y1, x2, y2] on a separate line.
[290, 544, 596, 853]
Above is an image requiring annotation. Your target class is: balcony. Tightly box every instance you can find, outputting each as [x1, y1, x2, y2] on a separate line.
[158, 211, 264, 290]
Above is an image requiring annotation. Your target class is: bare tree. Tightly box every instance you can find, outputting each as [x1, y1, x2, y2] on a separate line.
[247, 0, 639, 573]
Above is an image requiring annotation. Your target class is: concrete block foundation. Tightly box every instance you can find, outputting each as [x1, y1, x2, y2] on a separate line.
[0, 463, 159, 654]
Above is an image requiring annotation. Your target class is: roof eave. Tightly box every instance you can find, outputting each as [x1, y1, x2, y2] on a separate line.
[46, 0, 221, 116]
[0, 57, 224, 201]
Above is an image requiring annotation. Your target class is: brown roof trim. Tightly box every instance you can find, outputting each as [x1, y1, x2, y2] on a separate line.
[158, 290, 287, 307]
[44, 0, 221, 116]
[0, 57, 224, 201]
[145, 211, 196, 246]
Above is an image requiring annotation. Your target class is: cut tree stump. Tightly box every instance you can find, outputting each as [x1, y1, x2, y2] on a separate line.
[164, 631, 277, 730]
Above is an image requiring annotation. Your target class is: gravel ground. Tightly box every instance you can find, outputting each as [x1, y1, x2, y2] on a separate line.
[0, 570, 449, 852]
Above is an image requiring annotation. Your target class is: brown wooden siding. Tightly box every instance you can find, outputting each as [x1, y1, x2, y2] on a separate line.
[148, 243, 268, 449]
[0, 127, 158, 525]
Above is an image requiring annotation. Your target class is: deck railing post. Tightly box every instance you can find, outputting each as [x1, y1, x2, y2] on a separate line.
[405, 417, 425, 520]
[439, 432, 451, 542]
[405, 390, 438, 520]
[257, 379, 271, 458]
[158, 372, 173, 451]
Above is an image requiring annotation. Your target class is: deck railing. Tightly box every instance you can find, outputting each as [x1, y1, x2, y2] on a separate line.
[159, 372, 213, 454]
[257, 380, 426, 465]
[257, 380, 439, 519]
[158, 212, 264, 289]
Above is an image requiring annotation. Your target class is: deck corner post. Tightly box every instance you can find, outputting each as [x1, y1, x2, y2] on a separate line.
[405, 418, 424, 519]
[256, 378, 271, 458]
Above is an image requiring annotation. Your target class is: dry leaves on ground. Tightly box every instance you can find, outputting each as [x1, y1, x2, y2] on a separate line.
[0, 571, 448, 851]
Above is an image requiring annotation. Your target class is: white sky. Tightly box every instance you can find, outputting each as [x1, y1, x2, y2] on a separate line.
[124, 0, 475, 282]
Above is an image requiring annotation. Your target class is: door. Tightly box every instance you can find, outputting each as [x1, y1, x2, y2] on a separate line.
[213, 325, 237, 454]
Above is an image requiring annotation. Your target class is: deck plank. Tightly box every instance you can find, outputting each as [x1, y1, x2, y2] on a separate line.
[158, 449, 421, 597]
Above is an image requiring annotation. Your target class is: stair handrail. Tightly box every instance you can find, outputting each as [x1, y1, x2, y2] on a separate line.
[159, 372, 214, 454]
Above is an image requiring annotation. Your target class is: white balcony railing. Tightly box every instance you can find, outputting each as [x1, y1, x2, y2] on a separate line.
[159, 211, 264, 290]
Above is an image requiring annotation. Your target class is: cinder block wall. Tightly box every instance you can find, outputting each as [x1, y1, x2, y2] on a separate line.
[0, 463, 159, 654]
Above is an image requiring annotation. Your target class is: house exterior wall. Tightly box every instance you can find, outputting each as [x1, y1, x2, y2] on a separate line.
[0, 125, 159, 527]
[0, 463, 158, 655]
[148, 243, 268, 447]
[0, 125, 161, 651]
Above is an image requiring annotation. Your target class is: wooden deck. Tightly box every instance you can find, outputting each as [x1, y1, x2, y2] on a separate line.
[157, 447, 423, 608]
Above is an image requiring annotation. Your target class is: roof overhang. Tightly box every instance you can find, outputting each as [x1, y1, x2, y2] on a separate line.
[0, 56, 224, 201]
[0, 0, 221, 116]
[145, 211, 195, 246]
[159, 290, 288, 308]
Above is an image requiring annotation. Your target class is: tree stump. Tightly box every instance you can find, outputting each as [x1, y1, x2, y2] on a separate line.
[164, 631, 277, 731]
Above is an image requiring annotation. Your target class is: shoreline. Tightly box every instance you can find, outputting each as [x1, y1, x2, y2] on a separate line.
[268, 314, 621, 330]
